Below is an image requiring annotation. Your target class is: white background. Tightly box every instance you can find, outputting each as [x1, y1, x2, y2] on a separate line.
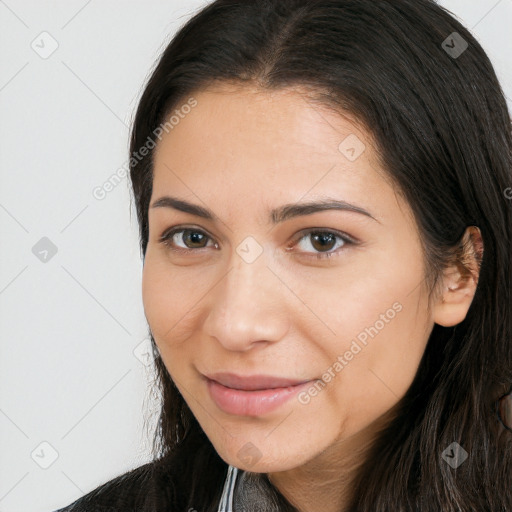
[0, 1, 511, 511]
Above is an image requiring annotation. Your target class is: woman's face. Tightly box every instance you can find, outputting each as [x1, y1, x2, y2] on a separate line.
[142, 84, 436, 472]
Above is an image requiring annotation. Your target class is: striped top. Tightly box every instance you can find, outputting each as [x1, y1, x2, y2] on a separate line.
[217, 465, 240, 512]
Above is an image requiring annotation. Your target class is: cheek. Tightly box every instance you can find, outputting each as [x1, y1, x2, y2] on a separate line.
[309, 260, 430, 422]
[365, 288, 431, 386]
[142, 260, 166, 332]
[142, 257, 186, 340]
[141, 255, 214, 358]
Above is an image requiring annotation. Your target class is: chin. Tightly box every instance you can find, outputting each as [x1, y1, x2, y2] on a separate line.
[214, 435, 319, 473]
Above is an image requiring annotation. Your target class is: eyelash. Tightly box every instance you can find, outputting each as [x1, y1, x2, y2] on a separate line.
[158, 226, 357, 260]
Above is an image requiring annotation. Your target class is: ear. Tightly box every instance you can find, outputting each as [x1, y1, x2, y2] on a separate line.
[432, 226, 484, 327]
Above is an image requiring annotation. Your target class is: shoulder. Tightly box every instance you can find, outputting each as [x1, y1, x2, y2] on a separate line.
[52, 457, 178, 512]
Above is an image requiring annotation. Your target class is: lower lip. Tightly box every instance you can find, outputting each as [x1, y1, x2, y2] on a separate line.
[206, 378, 313, 416]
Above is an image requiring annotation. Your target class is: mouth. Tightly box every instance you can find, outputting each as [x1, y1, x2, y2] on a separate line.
[204, 371, 311, 390]
[203, 372, 314, 416]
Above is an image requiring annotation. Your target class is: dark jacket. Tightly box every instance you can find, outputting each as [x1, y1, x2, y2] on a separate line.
[52, 460, 239, 512]
[53, 460, 171, 511]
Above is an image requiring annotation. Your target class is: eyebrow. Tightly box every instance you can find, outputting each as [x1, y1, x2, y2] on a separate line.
[150, 195, 378, 224]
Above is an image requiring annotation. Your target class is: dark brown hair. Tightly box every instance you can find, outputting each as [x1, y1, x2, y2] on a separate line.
[128, 1, 512, 510]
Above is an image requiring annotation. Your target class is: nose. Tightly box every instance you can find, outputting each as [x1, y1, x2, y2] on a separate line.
[203, 250, 290, 352]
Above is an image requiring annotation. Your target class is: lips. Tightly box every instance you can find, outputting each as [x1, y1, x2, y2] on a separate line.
[203, 372, 314, 416]
[204, 372, 310, 390]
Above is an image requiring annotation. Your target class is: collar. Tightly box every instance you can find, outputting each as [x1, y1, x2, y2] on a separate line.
[217, 465, 240, 512]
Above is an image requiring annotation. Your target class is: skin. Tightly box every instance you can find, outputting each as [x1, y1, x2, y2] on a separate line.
[142, 84, 482, 512]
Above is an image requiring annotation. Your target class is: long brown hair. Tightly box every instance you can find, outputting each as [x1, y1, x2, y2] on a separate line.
[129, 1, 512, 510]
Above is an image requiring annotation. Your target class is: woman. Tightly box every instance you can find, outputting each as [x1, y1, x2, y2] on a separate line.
[54, 0, 512, 510]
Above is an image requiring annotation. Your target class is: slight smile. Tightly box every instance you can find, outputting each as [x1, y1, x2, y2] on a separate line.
[203, 372, 315, 416]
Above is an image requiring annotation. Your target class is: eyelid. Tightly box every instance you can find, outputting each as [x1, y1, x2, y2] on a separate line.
[158, 225, 218, 251]
[289, 227, 359, 246]
[158, 224, 359, 258]
[285, 228, 358, 260]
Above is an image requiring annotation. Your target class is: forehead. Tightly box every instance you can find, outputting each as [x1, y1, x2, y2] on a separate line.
[153, 84, 382, 180]
[161, 84, 368, 147]
[150, 84, 410, 229]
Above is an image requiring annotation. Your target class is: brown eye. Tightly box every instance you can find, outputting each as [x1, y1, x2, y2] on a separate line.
[292, 229, 356, 260]
[309, 232, 338, 252]
[159, 228, 215, 251]
[180, 229, 209, 248]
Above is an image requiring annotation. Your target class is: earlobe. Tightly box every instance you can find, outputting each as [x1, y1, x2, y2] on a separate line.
[432, 226, 484, 328]
[433, 278, 477, 327]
